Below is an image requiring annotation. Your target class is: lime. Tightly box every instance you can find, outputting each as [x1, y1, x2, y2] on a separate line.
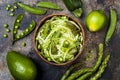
[85, 10, 107, 32]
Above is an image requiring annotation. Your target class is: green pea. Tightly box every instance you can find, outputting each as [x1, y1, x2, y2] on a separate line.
[4, 24, 8, 28]
[30, 24, 33, 28]
[25, 29, 29, 32]
[85, 58, 89, 61]
[37, 44, 41, 49]
[36, 37, 39, 41]
[10, 8, 14, 12]
[22, 42, 26, 47]
[16, 36, 20, 39]
[63, 40, 69, 47]
[5, 7, 9, 11]
[59, 58, 63, 62]
[15, 25, 19, 29]
[13, 31, 17, 34]
[10, 13, 14, 16]
[13, 5, 17, 9]
[21, 33, 24, 36]
[17, 20, 20, 23]
[3, 34, 8, 38]
[47, 58, 51, 61]
[7, 4, 11, 8]
[6, 28, 11, 32]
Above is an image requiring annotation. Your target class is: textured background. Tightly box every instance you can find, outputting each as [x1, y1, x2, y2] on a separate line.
[0, 0, 120, 80]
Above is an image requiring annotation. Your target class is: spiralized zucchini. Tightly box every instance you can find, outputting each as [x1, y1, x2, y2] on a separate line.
[36, 16, 83, 63]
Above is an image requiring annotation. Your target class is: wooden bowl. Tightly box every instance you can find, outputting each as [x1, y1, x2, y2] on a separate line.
[33, 13, 85, 66]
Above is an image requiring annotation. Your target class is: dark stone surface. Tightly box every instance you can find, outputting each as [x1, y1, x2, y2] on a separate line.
[0, 0, 120, 80]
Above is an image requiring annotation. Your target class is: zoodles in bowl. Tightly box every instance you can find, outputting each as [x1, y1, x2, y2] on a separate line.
[35, 15, 83, 64]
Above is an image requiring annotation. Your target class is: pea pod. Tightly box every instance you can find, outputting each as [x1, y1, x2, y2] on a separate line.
[13, 13, 24, 41]
[105, 9, 117, 45]
[15, 20, 36, 41]
[36, 1, 62, 10]
[17, 2, 46, 15]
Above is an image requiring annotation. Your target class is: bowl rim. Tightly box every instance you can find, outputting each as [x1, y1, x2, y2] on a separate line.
[33, 13, 85, 66]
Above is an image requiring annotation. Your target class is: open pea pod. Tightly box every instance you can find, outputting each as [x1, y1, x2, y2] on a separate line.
[13, 13, 24, 41]
[12, 13, 36, 44]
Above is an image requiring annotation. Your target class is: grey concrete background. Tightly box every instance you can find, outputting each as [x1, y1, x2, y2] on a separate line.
[0, 0, 120, 80]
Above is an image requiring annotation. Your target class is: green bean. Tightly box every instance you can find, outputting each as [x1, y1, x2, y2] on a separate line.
[36, 1, 62, 10]
[17, 2, 46, 15]
[15, 20, 36, 41]
[105, 9, 117, 46]
[13, 13, 24, 41]
[90, 54, 110, 80]
[61, 63, 83, 80]
[76, 72, 92, 80]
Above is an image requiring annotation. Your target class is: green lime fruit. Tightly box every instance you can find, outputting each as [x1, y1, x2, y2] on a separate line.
[6, 51, 37, 80]
[85, 10, 107, 32]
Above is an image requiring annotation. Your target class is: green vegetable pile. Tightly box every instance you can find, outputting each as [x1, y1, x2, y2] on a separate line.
[36, 16, 83, 63]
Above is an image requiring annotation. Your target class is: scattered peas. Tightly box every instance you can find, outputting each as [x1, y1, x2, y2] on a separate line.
[85, 50, 93, 62]
[10, 13, 14, 16]
[3, 34, 8, 38]
[4, 24, 8, 28]
[22, 42, 26, 47]
[6, 28, 11, 32]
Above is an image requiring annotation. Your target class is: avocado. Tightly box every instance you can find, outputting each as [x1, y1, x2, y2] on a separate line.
[6, 51, 37, 80]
